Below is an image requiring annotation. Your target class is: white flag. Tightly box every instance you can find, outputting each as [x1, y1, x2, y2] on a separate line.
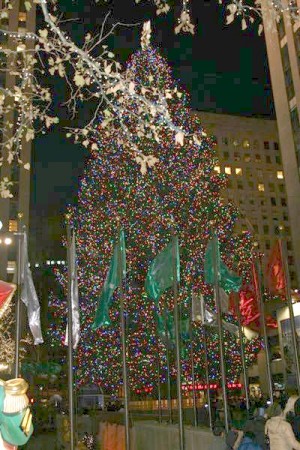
[21, 231, 43, 344]
[64, 232, 80, 350]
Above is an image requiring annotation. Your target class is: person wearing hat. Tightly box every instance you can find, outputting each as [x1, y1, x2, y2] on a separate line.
[0, 378, 33, 449]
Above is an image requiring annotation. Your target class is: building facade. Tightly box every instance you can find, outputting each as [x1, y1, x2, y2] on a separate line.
[0, 0, 36, 280]
[198, 111, 297, 287]
[261, 1, 300, 287]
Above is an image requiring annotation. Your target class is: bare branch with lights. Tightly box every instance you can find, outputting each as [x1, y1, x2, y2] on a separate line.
[0, 0, 189, 198]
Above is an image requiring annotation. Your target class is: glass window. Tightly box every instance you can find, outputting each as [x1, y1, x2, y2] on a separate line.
[233, 140, 239, 147]
[258, 183, 265, 192]
[279, 184, 285, 193]
[277, 171, 284, 179]
[8, 220, 18, 233]
[244, 154, 251, 162]
[255, 154, 261, 162]
[269, 183, 275, 192]
[234, 152, 240, 161]
[275, 156, 281, 164]
[263, 225, 269, 234]
[264, 141, 270, 149]
[253, 224, 259, 233]
[253, 140, 260, 150]
[287, 241, 292, 251]
[243, 139, 250, 148]
[235, 168, 242, 175]
[271, 197, 277, 206]
[273, 142, 279, 150]
[281, 198, 287, 206]
[225, 166, 231, 175]
[249, 181, 254, 188]
[266, 240, 270, 250]
[222, 137, 228, 146]
[260, 200, 265, 206]
[237, 182, 243, 190]
[266, 156, 271, 163]
[214, 166, 221, 173]
[283, 213, 288, 221]
[223, 151, 229, 160]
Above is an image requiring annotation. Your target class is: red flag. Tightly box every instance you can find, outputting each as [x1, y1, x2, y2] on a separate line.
[266, 240, 286, 297]
[232, 262, 277, 330]
[0, 280, 16, 318]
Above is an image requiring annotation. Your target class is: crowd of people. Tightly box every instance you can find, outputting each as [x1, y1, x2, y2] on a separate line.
[224, 390, 300, 450]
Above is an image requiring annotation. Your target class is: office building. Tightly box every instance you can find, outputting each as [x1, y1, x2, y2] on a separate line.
[261, 2, 300, 287]
[198, 111, 297, 287]
[0, 0, 36, 280]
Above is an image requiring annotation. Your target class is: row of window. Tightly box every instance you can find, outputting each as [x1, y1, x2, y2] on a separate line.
[214, 166, 284, 180]
[219, 138, 279, 151]
[221, 152, 282, 164]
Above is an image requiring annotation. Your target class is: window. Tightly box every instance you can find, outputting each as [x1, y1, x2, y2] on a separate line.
[287, 241, 292, 251]
[233, 140, 239, 147]
[266, 240, 270, 250]
[249, 181, 254, 188]
[227, 180, 233, 188]
[249, 199, 254, 205]
[266, 156, 271, 163]
[237, 182, 243, 190]
[263, 225, 269, 234]
[260, 200, 265, 206]
[214, 166, 221, 173]
[271, 197, 277, 206]
[234, 152, 241, 161]
[223, 151, 229, 160]
[222, 137, 228, 146]
[264, 141, 270, 149]
[225, 166, 231, 175]
[253, 140, 260, 150]
[279, 184, 285, 193]
[281, 198, 287, 206]
[256, 169, 262, 178]
[235, 168, 242, 175]
[283, 214, 289, 221]
[255, 154, 261, 162]
[244, 154, 251, 162]
[277, 171, 284, 179]
[258, 183, 265, 192]
[275, 156, 282, 164]
[8, 220, 18, 232]
[269, 183, 275, 192]
[274, 142, 279, 150]
[18, 12, 26, 22]
[243, 139, 250, 149]
[253, 224, 259, 233]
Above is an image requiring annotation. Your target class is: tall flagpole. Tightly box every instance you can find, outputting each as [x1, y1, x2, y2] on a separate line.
[155, 312, 163, 423]
[233, 293, 250, 411]
[212, 233, 229, 434]
[14, 213, 24, 378]
[189, 298, 198, 427]
[255, 256, 273, 403]
[199, 295, 213, 430]
[163, 303, 173, 423]
[66, 218, 75, 450]
[117, 225, 130, 450]
[279, 238, 300, 395]
[172, 233, 184, 450]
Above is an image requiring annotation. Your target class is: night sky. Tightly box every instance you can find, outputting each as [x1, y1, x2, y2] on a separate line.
[30, 0, 273, 258]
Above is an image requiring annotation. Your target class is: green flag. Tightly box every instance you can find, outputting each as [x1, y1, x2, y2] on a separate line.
[204, 235, 242, 298]
[92, 230, 126, 329]
[145, 237, 180, 302]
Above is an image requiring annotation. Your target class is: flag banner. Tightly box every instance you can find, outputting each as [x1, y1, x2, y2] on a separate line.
[204, 236, 242, 297]
[145, 237, 180, 302]
[156, 311, 190, 345]
[0, 280, 16, 319]
[92, 229, 126, 329]
[266, 240, 286, 298]
[21, 232, 43, 345]
[64, 232, 80, 350]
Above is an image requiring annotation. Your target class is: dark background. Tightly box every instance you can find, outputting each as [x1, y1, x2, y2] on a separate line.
[29, 0, 274, 261]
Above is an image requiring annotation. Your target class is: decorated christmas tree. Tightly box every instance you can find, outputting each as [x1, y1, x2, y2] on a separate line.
[49, 31, 261, 394]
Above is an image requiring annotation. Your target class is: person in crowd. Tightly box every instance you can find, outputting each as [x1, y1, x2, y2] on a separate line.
[265, 399, 300, 450]
[237, 431, 263, 450]
[242, 407, 266, 450]
[290, 397, 300, 441]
